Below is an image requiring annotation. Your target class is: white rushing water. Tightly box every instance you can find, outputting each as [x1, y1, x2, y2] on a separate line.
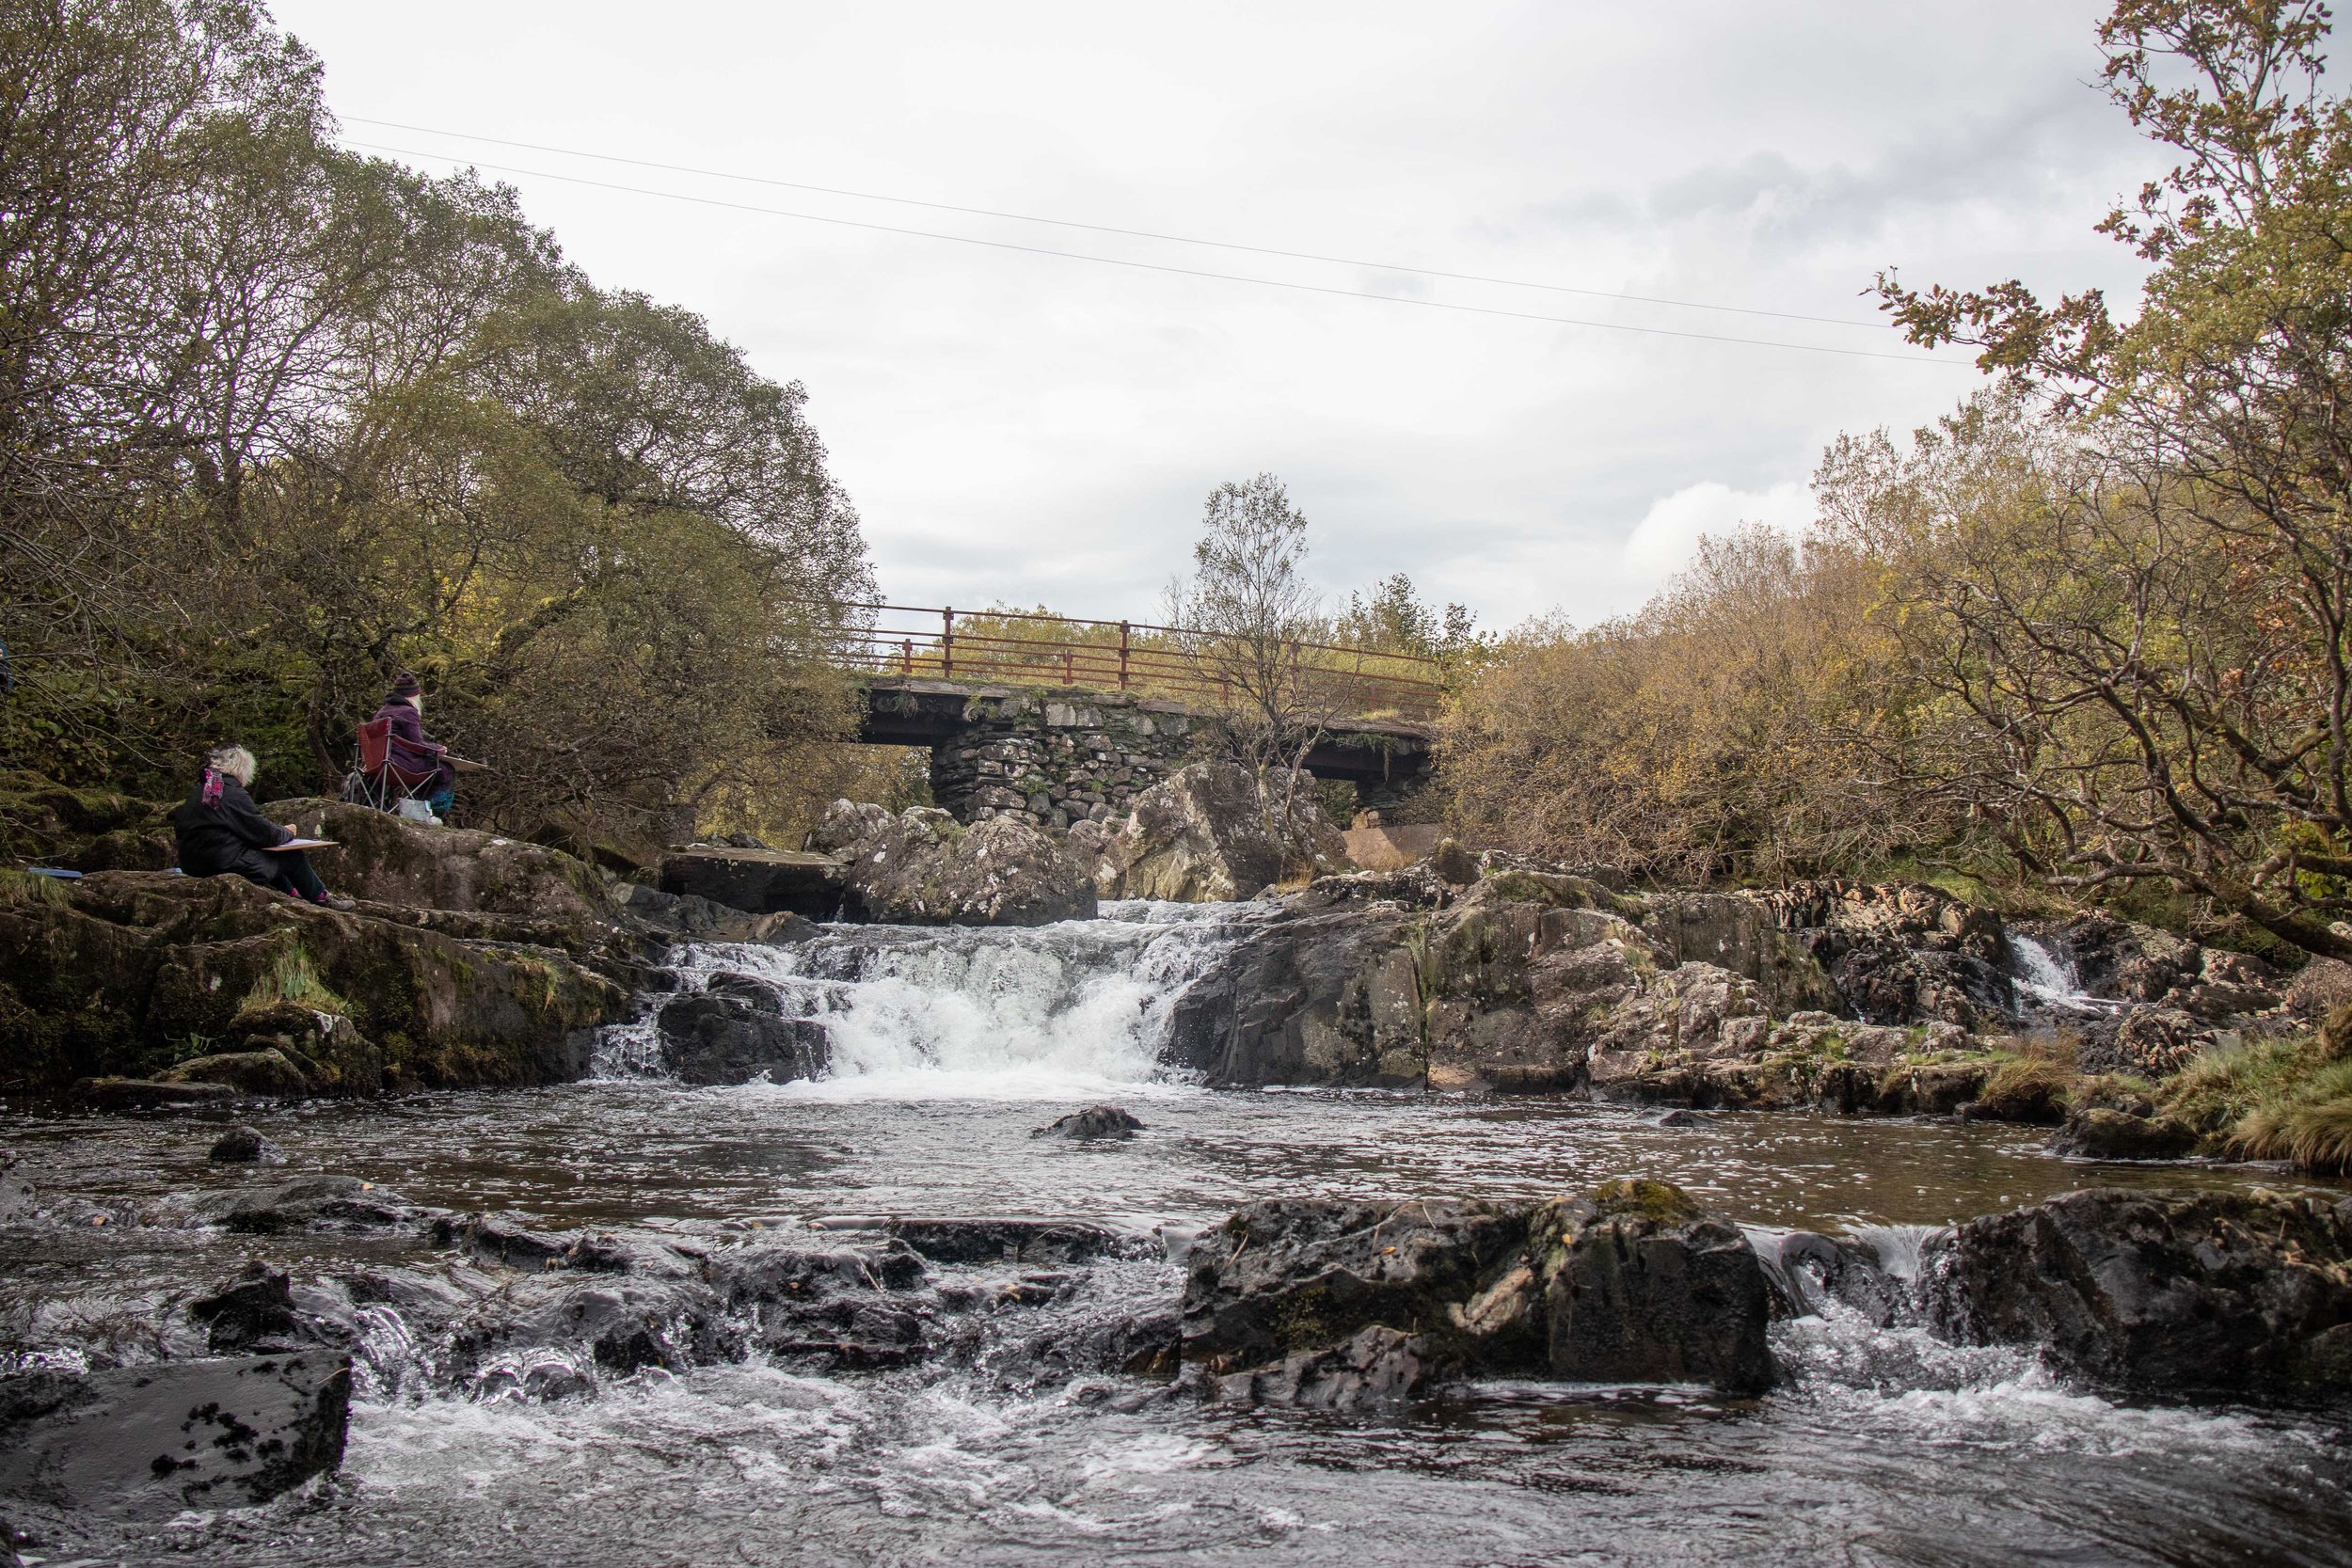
[614, 899, 1268, 1101]
[2007, 934, 2122, 1015]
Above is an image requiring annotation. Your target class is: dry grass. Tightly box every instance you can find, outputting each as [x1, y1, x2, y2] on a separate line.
[1974, 1052, 2076, 1121]
[2227, 1056, 2352, 1174]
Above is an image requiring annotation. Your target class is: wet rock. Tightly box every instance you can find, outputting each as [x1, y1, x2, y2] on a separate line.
[1526, 1180, 1775, 1394]
[1032, 1105, 1142, 1140]
[1649, 1109, 1705, 1128]
[1922, 1188, 2352, 1402]
[1762, 1231, 1902, 1326]
[161, 1047, 310, 1097]
[707, 1235, 935, 1365]
[1166, 903, 1427, 1088]
[1181, 1197, 1537, 1376]
[1087, 761, 1344, 903]
[653, 847, 842, 921]
[1211, 1324, 1433, 1410]
[877, 1216, 1147, 1266]
[2047, 1108, 2199, 1162]
[189, 1262, 312, 1353]
[213, 1175, 421, 1235]
[207, 1125, 286, 1165]
[0, 1353, 349, 1514]
[817, 801, 1095, 926]
[613, 879, 818, 944]
[72, 1077, 236, 1110]
[445, 1276, 739, 1383]
[654, 991, 829, 1085]
[1182, 1185, 1774, 1400]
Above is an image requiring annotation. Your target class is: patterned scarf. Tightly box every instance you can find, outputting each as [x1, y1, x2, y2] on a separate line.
[200, 768, 224, 809]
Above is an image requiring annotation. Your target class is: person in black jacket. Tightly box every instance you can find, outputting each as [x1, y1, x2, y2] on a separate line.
[173, 744, 354, 911]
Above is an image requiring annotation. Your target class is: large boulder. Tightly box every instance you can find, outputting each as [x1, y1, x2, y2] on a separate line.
[0, 1353, 349, 1515]
[262, 799, 612, 927]
[1180, 1197, 1536, 1386]
[1166, 903, 1427, 1086]
[1166, 870, 1995, 1102]
[2046, 1107, 2199, 1161]
[0, 870, 625, 1096]
[654, 989, 830, 1085]
[1178, 1184, 1774, 1405]
[1084, 761, 1345, 902]
[1524, 1180, 1775, 1393]
[812, 801, 1095, 926]
[1922, 1188, 2352, 1402]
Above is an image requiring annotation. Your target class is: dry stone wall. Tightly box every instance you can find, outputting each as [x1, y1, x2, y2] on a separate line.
[928, 691, 1202, 830]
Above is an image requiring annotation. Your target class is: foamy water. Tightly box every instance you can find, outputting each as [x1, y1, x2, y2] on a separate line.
[603, 900, 1267, 1101]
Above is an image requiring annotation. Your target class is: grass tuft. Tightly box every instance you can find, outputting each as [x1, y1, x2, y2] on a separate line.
[240, 942, 347, 1017]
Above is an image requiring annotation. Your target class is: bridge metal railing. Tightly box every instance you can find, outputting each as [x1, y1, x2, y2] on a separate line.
[806, 602, 1444, 721]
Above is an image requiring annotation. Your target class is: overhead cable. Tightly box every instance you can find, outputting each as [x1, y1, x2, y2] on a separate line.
[348, 139, 1963, 367]
[344, 115, 1883, 329]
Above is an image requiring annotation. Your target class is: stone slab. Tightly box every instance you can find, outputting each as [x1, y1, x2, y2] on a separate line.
[660, 847, 843, 918]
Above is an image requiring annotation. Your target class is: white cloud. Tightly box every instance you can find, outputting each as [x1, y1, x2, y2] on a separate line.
[273, 0, 2148, 630]
[1621, 480, 1812, 586]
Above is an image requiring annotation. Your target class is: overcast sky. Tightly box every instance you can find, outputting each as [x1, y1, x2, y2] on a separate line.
[274, 2, 2156, 633]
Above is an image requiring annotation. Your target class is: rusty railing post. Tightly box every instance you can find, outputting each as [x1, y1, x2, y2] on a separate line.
[941, 607, 954, 680]
[1062, 648, 1074, 685]
[1119, 621, 1130, 689]
[900, 638, 914, 675]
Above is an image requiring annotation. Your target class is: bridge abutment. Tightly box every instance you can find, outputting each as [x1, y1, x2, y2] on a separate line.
[855, 678, 1431, 830]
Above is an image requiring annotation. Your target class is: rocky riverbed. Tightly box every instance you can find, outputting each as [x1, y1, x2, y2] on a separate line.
[8, 790, 2352, 1562]
[2, 1085, 2349, 1565]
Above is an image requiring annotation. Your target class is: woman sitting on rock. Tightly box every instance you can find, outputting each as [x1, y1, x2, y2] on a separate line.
[173, 744, 354, 911]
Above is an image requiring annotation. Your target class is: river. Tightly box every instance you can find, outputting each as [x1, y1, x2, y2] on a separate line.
[3, 902, 2348, 1566]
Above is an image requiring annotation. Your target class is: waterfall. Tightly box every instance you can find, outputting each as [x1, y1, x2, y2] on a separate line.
[645, 899, 1267, 1100]
[2006, 934, 2120, 1015]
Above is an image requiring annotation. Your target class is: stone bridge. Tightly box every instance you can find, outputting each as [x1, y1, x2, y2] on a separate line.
[854, 677, 1434, 830]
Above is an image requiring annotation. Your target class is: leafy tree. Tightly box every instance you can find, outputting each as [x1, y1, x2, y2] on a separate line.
[0, 0, 875, 860]
[1166, 472, 1334, 872]
[1878, 0, 2352, 958]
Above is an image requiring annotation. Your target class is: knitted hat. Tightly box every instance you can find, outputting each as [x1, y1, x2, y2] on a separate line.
[389, 672, 421, 700]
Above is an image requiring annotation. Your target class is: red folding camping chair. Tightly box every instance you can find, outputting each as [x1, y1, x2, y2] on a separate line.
[350, 717, 438, 813]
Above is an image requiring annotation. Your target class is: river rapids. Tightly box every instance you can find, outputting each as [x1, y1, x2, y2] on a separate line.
[3, 901, 2349, 1566]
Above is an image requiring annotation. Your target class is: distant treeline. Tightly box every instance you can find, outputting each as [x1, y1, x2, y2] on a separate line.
[1445, 0, 2352, 964]
[0, 0, 876, 855]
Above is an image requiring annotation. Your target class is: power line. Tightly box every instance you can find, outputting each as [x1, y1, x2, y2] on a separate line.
[347, 139, 1963, 367]
[344, 115, 1883, 330]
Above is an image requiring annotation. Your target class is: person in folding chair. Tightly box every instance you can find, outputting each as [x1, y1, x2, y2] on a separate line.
[174, 745, 354, 911]
[371, 672, 456, 822]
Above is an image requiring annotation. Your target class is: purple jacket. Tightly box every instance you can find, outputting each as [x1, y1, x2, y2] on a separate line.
[372, 699, 453, 787]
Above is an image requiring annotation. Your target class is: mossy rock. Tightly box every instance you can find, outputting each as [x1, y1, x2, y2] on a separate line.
[1584, 1178, 1701, 1227]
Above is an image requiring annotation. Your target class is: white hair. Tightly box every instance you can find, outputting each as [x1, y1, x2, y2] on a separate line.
[207, 744, 257, 786]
